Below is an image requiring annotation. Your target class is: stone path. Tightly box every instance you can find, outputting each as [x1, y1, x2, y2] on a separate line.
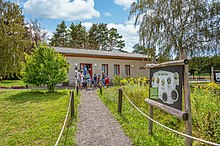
[76, 89, 132, 146]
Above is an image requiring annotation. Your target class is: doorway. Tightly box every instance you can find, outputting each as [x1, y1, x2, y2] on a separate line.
[80, 63, 93, 78]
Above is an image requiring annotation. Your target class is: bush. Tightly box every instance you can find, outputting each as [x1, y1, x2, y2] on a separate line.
[112, 75, 122, 86]
[22, 45, 69, 92]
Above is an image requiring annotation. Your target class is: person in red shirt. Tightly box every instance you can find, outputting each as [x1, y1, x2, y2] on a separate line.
[105, 76, 109, 87]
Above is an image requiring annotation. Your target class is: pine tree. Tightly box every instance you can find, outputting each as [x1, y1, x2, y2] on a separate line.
[50, 21, 68, 47]
[69, 22, 87, 48]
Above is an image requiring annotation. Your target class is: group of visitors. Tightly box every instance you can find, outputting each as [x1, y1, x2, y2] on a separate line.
[76, 70, 109, 90]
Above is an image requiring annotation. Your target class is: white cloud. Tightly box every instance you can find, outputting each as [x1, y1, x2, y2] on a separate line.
[81, 22, 93, 31]
[82, 17, 139, 52]
[24, 0, 100, 21]
[114, 0, 134, 9]
[103, 12, 111, 17]
[107, 23, 139, 52]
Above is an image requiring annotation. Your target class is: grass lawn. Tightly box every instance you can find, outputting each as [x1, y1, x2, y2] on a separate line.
[0, 80, 32, 87]
[0, 89, 79, 145]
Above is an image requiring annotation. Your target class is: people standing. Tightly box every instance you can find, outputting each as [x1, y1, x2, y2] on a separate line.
[85, 70, 91, 89]
[93, 74, 97, 88]
[101, 71, 105, 86]
[76, 70, 82, 89]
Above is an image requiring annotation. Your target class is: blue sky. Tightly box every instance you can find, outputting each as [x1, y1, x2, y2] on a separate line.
[6, 0, 139, 52]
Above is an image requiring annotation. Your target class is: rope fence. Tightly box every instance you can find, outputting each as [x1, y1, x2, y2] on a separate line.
[121, 89, 220, 146]
[54, 91, 73, 146]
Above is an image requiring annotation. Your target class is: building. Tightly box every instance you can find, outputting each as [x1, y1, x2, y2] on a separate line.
[54, 47, 150, 85]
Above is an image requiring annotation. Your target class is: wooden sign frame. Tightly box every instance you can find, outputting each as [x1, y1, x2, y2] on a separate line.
[145, 59, 192, 146]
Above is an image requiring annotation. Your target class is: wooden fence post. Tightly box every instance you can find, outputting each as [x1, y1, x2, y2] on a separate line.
[148, 105, 153, 135]
[100, 86, 102, 94]
[76, 86, 79, 95]
[211, 66, 214, 82]
[118, 88, 122, 114]
[184, 64, 192, 146]
[71, 91, 74, 117]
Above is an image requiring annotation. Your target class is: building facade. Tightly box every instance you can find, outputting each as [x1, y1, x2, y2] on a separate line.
[54, 47, 150, 85]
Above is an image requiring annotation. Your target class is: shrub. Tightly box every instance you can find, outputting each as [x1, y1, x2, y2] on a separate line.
[112, 75, 122, 86]
[22, 45, 69, 92]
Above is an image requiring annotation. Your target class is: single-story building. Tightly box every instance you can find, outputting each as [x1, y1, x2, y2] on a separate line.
[54, 47, 150, 85]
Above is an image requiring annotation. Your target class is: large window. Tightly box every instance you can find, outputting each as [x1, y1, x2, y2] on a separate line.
[114, 65, 120, 75]
[125, 65, 130, 77]
[102, 64, 108, 75]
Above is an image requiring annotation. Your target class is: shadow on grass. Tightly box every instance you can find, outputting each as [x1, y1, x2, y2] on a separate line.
[5, 90, 67, 103]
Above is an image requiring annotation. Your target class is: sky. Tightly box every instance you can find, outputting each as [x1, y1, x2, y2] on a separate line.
[6, 0, 139, 52]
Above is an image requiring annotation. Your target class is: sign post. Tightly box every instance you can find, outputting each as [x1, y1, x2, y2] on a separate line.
[146, 59, 192, 146]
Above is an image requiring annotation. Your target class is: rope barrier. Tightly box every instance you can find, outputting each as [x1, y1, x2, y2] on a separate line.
[54, 91, 72, 146]
[121, 89, 220, 146]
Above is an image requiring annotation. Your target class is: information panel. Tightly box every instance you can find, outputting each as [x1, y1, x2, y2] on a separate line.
[149, 66, 184, 111]
[214, 70, 220, 83]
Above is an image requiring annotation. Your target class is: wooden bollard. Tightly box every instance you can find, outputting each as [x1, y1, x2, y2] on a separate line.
[118, 88, 122, 114]
[100, 86, 102, 94]
[70, 91, 74, 117]
[76, 86, 79, 95]
[148, 105, 153, 135]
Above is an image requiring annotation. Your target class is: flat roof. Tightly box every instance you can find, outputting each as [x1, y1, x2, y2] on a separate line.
[54, 47, 148, 60]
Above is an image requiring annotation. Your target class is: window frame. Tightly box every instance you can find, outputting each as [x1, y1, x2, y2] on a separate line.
[114, 64, 120, 75]
[101, 64, 108, 75]
[125, 65, 131, 77]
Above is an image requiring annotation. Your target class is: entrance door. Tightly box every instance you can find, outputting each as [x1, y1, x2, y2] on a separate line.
[80, 63, 93, 78]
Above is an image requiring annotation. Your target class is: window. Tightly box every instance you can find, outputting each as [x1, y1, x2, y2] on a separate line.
[102, 64, 108, 75]
[125, 65, 130, 77]
[114, 65, 120, 75]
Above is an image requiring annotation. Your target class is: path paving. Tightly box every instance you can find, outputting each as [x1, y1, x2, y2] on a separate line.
[76, 89, 132, 146]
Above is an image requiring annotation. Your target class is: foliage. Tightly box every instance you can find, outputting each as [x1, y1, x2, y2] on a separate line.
[22, 45, 69, 92]
[50, 21, 68, 47]
[0, 0, 30, 78]
[112, 75, 122, 86]
[130, 0, 220, 60]
[0, 89, 79, 145]
[26, 19, 48, 49]
[99, 80, 220, 145]
[50, 22, 125, 51]
[189, 55, 220, 74]
[69, 22, 87, 49]
[99, 84, 184, 146]
[191, 88, 220, 144]
[0, 80, 33, 87]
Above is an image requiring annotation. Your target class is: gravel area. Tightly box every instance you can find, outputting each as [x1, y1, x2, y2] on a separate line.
[76, 89, 132, 146]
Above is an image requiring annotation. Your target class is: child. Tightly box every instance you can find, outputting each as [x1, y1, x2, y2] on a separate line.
[105, 76, 110, 87]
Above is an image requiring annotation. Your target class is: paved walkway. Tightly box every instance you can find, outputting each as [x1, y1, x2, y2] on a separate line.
[76, 89, 132, 146]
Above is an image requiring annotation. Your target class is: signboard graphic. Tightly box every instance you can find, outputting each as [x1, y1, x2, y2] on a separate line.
[149, 66, 184, 111]
[214, 70, 220, 83]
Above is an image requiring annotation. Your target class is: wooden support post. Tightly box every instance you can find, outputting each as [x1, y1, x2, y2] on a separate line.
[184, 64, 192, 146]
[70, 91, 74, 117]
[76, 86, 79, 95]
[100, 86, 102, 94]
[148, 105, 153, 135]
[211, 66, 214, 82]
[118, 88, 122, 114]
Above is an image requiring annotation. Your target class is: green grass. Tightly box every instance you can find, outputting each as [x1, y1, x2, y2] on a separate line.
[0, 89, 79, 145]
[99, 83, 220, 146]
[99, 85, 184, 146]
[0, 80, 33, 87]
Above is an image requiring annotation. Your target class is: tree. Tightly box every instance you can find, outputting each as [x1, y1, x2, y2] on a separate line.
[108, 28, 125, 51]
[50, 21, 68, 47]
[27, 19, 48, 47]
[130, 0, 220, 60]
[0, 0, 29, 78]
[69, 22, 87, 48]
[22, 45, 69, 92]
